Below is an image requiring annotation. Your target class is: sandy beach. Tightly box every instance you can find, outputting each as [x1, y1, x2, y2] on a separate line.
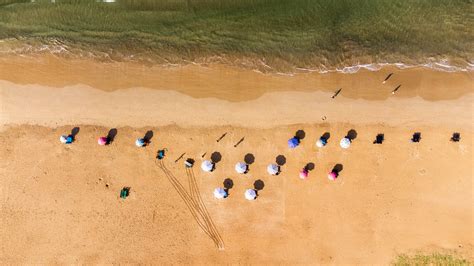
[0, 55, 473, 264]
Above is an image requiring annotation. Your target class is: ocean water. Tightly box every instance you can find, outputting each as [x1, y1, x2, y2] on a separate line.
[0, 0, 472, 73]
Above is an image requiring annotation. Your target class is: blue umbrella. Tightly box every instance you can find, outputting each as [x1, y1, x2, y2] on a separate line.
[288, 137, 300, 148]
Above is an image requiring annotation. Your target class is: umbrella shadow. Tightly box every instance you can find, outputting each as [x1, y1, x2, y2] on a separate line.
[373, 133, 384, 144]
[70, 127, 80, 141]
[107, 128, 118, 144]
[211, 151, 222, 164]
[295, 130, 306, 141]
[332, 164, 343, 175]
[223, 178, 234, 194]
[276, 155, 286, 166]
[321, 132, 330, 141]
[253, 179, 265, 196]
[346, 129, 357, 141]
[144, 130, 154, 143]
[244, 153, 255, 165]
[304, 162, 315, 171]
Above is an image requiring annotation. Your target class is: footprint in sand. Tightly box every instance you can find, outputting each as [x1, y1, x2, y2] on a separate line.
[410, 149, 421, 160]
[418, 168, 426, 175]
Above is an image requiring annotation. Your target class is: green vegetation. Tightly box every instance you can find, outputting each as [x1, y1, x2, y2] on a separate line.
[0, 0, 472, 69]
[393, 252, 472, 266]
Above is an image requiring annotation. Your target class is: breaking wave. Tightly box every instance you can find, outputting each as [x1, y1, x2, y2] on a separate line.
[0, 38, 472, 74]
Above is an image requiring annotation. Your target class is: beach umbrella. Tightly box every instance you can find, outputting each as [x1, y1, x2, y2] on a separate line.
[328, 171, 338, 181]
[316, 137, 327, 148]
[98, 137, 108, 146]
[340, 137, 351, 149]
[244, 189, 257, 200]
[201, 160, 214, 172]
[267, 164, 279, 175]
[288, 137, 300, 148]
[135, 138, 145, 147]
[59, 135, 68, 144]
[60, 135, 73, 144]
[213, 187, 228, 199]
[235, 162, 248, 174]
[299, 169, 309, 180]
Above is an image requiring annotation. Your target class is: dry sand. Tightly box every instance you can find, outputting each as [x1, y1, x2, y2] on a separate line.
[0, 55, 473, 264]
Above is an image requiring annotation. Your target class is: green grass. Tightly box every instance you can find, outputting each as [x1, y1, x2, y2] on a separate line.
[0, 0, 472, 69]
[393, 253, 472, 266]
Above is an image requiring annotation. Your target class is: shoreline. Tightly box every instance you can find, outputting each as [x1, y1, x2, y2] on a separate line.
[0, 54, 472, 103]
[1, 40, 473, 74]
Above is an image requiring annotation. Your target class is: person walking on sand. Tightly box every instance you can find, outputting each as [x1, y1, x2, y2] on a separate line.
[392, 85, 401, 95]
[382, 73, 393, 84]
[332, 88, 342, 99]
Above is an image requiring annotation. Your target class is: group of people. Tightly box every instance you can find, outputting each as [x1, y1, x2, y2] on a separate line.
[59, 127, 460, 201]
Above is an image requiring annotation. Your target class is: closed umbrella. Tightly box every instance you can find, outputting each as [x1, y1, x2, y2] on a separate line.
[98, 137, 108, 145]
[288, 137, 300, 148]
[201, 160, 214, 172]
[267, 164, 279, 175]
[328, 171, 338, 181]
[244, 189, 257, 200]
[299, 169, 309, 180]
[135, 138, 145, 147]
[235, 162, 248, 174]
[340, 137, 351, 149]
[213, 187, 228, 199]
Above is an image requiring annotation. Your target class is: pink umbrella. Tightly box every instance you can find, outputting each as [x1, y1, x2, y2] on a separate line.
[299, 169, 309, 180]
[328, 171, 338, 181]
[98, 137, 108, 146]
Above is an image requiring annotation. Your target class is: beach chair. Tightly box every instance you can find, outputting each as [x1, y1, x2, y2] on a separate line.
[120, 187, 130, 199]
[156, 149, 166, 160]
[185, 158, 195, 168]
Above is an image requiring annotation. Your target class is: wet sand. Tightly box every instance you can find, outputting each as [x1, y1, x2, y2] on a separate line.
[0, 55, 473, 264]
[0, 54, 472, 102]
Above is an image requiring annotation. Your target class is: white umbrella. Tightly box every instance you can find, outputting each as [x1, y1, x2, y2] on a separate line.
[267, 164, 279, 175]
[213, 187, 227, 199]
[340, 137, 351, 149]
[135, 138, 145, 147]
[316, 138, 327, 148]
[201, 160, 214, 172]
[235, 162, 248, 174]
[244, 189, 257, 200]
[59, 135, 67, 144]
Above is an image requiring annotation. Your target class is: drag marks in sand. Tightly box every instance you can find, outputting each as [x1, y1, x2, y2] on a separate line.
[156, 160, 224, 249]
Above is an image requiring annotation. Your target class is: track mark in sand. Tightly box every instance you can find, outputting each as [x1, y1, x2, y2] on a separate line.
[156, 160, 224, 249]
[186, 167, 224, 248]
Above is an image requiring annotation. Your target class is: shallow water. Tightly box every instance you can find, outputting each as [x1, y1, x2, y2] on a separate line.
[0, 0, 472, 72]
